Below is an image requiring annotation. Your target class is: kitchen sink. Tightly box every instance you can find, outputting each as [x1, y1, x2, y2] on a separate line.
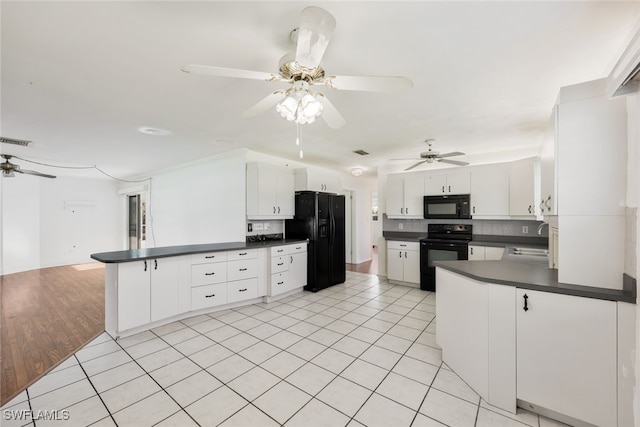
[508, 247, 549, 257]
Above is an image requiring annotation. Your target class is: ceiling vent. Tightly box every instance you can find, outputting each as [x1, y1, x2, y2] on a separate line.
[0, 137, 32, 147]
[353, 149, 369, 156]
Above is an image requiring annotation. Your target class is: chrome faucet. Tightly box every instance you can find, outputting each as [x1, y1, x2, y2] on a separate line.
[537, 222, 549, 235]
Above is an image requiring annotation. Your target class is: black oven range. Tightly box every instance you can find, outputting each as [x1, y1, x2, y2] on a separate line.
[419, 224, 472, 291]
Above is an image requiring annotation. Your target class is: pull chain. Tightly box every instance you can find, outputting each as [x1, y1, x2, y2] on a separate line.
[297, 122, 303, 159]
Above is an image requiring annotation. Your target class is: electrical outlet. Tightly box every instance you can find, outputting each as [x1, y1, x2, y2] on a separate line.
[399, 223, 404, 230]
[247, 223, 253, 232]
[254, 223, 264, 231]
[522, 226, 528, 234]
[264, 222, 270, 230]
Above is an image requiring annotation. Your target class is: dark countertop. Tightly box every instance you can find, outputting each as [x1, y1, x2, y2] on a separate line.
[435, 260, 636, 303]
[91, 239, 309, 263]
[382, 231, 428, 242]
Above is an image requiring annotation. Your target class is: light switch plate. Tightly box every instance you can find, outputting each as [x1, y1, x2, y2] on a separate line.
[254, 223, 264, 230]
[264, 222, 270, 230]
[248, 223, 253, 232]
[399, 223, 404, 230]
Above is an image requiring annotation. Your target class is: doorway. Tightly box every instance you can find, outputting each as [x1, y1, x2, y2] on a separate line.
[127, 194, 146, 250]
[344, 190, 353, 263]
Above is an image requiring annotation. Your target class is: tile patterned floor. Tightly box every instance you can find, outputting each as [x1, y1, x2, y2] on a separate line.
[1, 272, 569, 427]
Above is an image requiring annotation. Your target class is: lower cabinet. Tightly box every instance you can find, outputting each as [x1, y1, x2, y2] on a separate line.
[269, 243, 307, 297]
[516, 289, 617, 427]
[387, 241, 420, 284]
[468, 245, 505, 261]
[191, 282, 227, 310]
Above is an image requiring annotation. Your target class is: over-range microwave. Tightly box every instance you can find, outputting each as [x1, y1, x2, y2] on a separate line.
[423, 194, 471, 219]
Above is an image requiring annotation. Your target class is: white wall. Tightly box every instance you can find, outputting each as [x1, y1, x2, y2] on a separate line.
[1, 174, 120, 274]
[147, 151, 246, 247]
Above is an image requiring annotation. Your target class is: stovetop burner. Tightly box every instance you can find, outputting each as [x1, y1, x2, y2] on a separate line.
[246, 233, 284, 243]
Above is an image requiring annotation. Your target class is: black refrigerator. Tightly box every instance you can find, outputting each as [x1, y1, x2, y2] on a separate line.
[285, 191, 346, 292]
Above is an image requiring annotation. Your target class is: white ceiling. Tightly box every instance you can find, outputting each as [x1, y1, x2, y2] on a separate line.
[2, 1, 638, 179]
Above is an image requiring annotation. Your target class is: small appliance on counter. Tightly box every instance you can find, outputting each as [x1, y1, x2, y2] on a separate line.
[423, 194, 471, 219]
[246, 233, 283, 243]
[420, 224, 472, 291]
[285, 191, 346, 292]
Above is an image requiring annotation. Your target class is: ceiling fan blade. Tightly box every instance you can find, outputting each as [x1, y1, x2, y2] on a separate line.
[316, 94, 345, 129]
[321, 75, 413, 92]
[242, 91, 287, 118]
[295, 6, 336, 69]
[438, 159, 469, 166]
[16, 169, 56, 179]
[404, 160, 428, 171]
[438, 151, 465, 158]
[180, 65, 282, 82]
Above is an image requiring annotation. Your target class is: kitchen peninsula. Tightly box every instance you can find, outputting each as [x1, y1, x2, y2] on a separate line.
[91, 239, 308, 339]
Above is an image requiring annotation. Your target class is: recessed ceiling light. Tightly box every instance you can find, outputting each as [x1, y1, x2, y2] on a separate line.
[351, 167, 364, 177]
[137, 126, 171, 136]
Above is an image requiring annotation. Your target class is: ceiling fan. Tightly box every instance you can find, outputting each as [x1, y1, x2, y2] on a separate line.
[393, 139, 469, 171]
[180, 6, 413, 129]
[1, 155, 56, 179]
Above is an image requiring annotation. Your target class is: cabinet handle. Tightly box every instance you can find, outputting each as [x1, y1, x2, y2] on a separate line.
[472, 206, 476, 214]
[540, 201, 544, 213]
[442, 185, 445, 193]
[523, 294, 529, 312]
[205, 294, 216, 298]
[448, 185, 451, 193]
[277, 262, 284, 266]
[154, 259, 158, 270]
[406, 207, 409, 214]
[400, 207, 404, 214]
[277, 281, 284, 285]
[404, 251, 407, 258]
[273, 206, 276, 214]
[278, 206, 280, 214]
[239, 252, 247, 256]
[399, 251, 402, 258]
[277, 249, 284, 253]
[290, 256, 293, 263]
[528, 205, 532, 214]
[205, 255, 216, 259]
[545, 196, 551, 211]
[239, 288, 247, 292]
[205, 272, 215, 276]
[400, 244, 406, 247]
[470, 247, 474, 255]
[144, 260, 147, 271]
[239, 268, 248, 271]
[295, 246, 301, 250]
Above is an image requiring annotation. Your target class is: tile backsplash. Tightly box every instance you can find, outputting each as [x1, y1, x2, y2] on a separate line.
[382, 215, 548, 238]
[246, 220, 284, 236]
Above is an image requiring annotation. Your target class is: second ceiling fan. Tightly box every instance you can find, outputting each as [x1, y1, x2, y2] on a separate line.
[180, 6, 413, 129]
[393, 139, 469, 171]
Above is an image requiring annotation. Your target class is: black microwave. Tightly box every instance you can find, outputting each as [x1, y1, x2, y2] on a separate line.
[424, 194, 471, 219]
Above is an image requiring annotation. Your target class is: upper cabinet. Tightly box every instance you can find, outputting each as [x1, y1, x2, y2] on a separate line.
[246, 162, 294, 219]
[540, 79, 627, 217]
[509, 157, 539, 218]
[386, 173, 424, 218]
[425, 171, 470, 196]
[294, 168, 341, 194]
[471, 164, 510, 217]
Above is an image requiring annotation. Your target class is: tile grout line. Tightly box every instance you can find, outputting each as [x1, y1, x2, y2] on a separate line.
[73, 354, 119, 427]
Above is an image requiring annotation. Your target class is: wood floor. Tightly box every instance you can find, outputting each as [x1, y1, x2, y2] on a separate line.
[0, 263, 105, 407]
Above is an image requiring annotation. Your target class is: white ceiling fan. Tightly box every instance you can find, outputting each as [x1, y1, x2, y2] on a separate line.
[1, 155, 56, 179]
[393, 139, 469, 171]
[180, 6, 413, 129]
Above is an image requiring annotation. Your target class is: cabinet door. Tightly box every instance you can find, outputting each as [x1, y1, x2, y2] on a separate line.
[539, 107, 557, 216]
[151, 257, 181, 322]
[468, 245, 485, 260]
[509, 158, 536, 217]
[403, 250, 420, 284]
[471, 165, 510, 216]
[387, 249, 404, 281]
[257, 166, 278, 216]
[386, 175, 405, 217]
[403, 173, 424, 217]
[276, 169, 295, 217]
[117, 261, 151, 331]
[516, 289, 617, 427]
[425, 174, 447, 196]
[483, 247, 504, 261]
[446, 171, 471, 195]
[288, 251, 307, 289]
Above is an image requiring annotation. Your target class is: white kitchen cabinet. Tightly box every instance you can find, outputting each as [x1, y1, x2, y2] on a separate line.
[386, 173, 424, 218]
[246, 162, 295, 219]
[425, 171, 471, 196]
[150, 257, 182, 323]
[117, 260, 152, 331]
[468, 245, 504, 261]
[509, 157, 538, 217]
[386, 241, 420, 284]
[540, 79, 627, 217]
[268, 243, 307, 297]
[516, 289, 617, 427]
[471, 164, 510, 217]
[294, 168, 341, 193]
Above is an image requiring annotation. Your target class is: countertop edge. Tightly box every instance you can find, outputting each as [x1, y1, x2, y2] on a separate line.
[435, 261, 636, 304]
[90, 239, 309, 263]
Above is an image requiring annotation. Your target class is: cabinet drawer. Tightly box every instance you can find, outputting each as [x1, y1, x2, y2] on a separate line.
[191, 252, 227, 265]
[192, 283, 227, 310]
[191, 262, 227, 286]
[227, 249, 257, 261]
[271, 256, 288, 274]
[288, 243, 307, 254]
[387, 241, 419, 251]
[228, 278, 258, 303]
[227, 259, 258, 281]
[270, 272, 292, 296]
[270, 246, 289, 257]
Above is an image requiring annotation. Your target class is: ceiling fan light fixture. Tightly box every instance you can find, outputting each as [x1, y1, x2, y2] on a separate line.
[276, 90, 323, 125]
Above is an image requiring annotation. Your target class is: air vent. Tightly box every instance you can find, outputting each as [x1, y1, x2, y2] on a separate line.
[353, 149, 369, 156]
[0, 137, 31, 147]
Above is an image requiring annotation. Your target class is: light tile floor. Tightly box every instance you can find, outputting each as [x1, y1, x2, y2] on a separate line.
[1, 272, 570, 427]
